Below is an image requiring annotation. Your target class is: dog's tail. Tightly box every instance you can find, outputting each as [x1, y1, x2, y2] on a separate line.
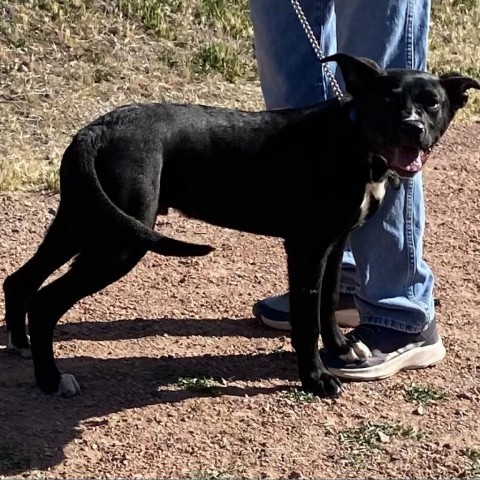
[65, 131, 214, 257]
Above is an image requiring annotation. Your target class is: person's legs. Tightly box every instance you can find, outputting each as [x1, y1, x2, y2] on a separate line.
[249, 0, 336, 109]
[250, 0, 445, 379]
[336, 0, 434, 327]
[322, 0, 445, 380]
[249, 0, 360, 329]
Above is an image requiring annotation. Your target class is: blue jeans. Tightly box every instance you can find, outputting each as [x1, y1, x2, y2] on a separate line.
[249, 0, 434, 333]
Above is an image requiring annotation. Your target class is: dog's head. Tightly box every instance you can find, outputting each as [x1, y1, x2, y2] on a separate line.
[322, 53, 480, 177]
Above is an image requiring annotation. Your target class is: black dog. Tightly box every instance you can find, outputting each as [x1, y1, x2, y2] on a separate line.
[3, 53, 479, 398]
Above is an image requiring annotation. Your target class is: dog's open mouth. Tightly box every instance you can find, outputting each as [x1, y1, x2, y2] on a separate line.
[380, 146, 432, 177]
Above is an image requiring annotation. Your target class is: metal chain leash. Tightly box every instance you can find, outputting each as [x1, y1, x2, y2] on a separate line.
[290, 0, 344, 100]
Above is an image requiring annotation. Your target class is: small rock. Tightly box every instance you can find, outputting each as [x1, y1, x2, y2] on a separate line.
[378, 431, 390, 443]
[413, 404, 425, 415]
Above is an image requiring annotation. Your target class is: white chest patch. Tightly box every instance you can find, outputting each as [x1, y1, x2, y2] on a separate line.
[356, 180, 387, 227]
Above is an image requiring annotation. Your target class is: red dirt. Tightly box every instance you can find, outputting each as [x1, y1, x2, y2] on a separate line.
[0, 122, 479, 479]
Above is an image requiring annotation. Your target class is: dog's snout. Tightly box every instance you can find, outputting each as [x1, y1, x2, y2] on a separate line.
[401, 120, 426, 139]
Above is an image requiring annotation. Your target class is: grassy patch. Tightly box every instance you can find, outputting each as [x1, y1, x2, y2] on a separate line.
[404, 384, 448, 405]
[117, 0, 182, 39]
[195, 0, 252, 40]
[340, 420, 427, 450]
[0, 160, 60, 193]
[115, 0, 254, 79]
[284, 388, 318, 404]
[193, 469, 236, 480]
[339, 420, 428, 465]
[39, 0, 93, 18]
[430, 0, 480, 117]
[190, 41, 253, 82]
[464, 448, 480, 477]
[1, 0, 480, 192]
[176, 376, 220, 395]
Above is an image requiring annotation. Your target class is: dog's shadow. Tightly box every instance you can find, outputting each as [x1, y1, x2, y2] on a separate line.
[55, 316, 283, 341]
[0, 317, 295, 476]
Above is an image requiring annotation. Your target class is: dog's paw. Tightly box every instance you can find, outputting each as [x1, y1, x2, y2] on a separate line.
[339, 340, 372, 363]
[6, 333, 32, 359]
[58, 374, 81, 398]
[301, 371, 343, 398]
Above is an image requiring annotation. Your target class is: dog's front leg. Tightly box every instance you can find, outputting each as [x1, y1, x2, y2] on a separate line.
[285, 238, 342, 397]
[320, 236, 372, 362]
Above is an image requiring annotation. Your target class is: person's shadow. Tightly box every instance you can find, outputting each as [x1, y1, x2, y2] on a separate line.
[0, 317, 296, 475]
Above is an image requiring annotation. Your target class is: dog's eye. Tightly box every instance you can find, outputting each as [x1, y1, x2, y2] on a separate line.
[418, 94, 440, 110]
[426, 101, 440, 111]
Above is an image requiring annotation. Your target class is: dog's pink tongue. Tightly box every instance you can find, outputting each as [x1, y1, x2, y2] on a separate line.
[392, 146, 423, 172]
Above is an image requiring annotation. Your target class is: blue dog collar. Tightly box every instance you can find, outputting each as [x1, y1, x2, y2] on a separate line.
[349, 108, 358, 123]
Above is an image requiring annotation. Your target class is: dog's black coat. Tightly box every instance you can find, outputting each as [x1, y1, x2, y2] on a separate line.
[3, 54, 479, 398]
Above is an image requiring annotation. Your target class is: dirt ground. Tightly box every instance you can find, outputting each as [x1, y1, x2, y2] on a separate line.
[0, 122, 479, 479]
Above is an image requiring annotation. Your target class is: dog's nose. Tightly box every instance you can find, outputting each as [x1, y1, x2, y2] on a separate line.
[401, 120, 426, 139]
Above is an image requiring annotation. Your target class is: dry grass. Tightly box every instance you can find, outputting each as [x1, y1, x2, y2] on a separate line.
[430, 0, 480, 116]
[1, 0, 479, 192]
[0, 0, 260, 192]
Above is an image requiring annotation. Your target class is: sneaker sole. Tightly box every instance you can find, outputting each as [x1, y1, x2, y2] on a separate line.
[327, 339, 446, 381]
[253, 305, 360, 331]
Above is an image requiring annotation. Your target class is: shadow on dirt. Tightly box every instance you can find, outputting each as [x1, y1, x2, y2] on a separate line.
[0, 319, 296, 476]
[55, 316, 283, 341]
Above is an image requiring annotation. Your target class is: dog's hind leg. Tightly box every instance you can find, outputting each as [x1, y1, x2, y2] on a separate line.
[320, 235, 372, 362]
[26, 244, 146, 397]
[3, 206, 79, 356]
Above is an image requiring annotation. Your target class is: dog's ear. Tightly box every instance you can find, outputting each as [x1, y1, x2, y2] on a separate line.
[320, 53, 384, 96]
[440, 72, 480, 110]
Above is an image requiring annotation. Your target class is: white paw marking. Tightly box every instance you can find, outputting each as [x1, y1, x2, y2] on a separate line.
[352, 341, 372, 360]
[339, 341, 372, 362]
[339, 349, 360, 362]
[58, 374, 81, 398]
[6, 333, 32, 358]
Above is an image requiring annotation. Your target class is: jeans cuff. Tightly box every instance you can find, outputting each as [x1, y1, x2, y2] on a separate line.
[359, 315, 433, 334]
